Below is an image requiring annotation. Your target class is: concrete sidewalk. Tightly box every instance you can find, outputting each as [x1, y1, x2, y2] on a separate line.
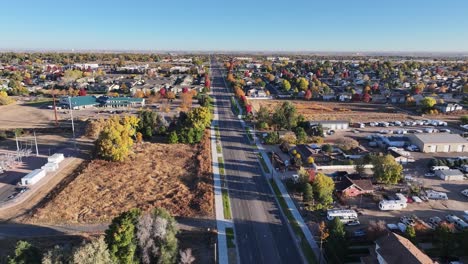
[251, 128, 324, 263]
[210, 96, 235, 264]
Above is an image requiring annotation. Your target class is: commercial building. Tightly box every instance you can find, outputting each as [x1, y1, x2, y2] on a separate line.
[435, 169, 465, 181]
[409, 134, 468, 153]
[310, 120, 349, 131]
[59, 96, 99, 109]
[97, 96, 145, 108]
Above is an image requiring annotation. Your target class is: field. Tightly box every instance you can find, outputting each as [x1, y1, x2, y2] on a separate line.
[250, 100, 409, 123]
[26, 132, 213, 224]
[0, 102, 57, 129]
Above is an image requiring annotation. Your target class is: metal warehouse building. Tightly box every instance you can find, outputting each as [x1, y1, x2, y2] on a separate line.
[309, 120, 349, 131]
[409, 133, 468, 153]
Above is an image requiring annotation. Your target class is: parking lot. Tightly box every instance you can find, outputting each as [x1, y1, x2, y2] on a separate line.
[258, 121, 468, 236]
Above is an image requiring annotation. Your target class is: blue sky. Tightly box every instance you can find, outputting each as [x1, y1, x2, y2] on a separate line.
[1, 0, 467, 52]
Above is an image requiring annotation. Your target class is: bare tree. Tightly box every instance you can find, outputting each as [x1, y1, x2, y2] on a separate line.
[179, 248, 196, 264]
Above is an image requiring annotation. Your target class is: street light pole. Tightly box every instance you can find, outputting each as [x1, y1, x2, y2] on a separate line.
[68, 96, 77, 151]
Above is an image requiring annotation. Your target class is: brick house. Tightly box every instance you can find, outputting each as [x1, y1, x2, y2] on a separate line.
[335, 176, 373, 197]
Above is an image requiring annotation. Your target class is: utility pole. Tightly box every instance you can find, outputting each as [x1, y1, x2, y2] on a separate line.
[15, 134, 19, 152]
[33, 131, 39, 156]
[52, 92, 58, 127]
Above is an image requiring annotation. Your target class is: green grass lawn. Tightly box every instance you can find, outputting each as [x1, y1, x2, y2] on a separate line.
[222, 189, 232, 219]
[226, 227, 235, 248]
[270, 179, 317, 264]
[216, 144, 222, 153]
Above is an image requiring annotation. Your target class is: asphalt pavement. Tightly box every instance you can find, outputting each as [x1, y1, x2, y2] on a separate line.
[210, 58, 303, 264]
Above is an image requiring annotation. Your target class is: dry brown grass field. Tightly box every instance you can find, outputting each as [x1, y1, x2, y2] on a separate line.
[26, 131, 213, 224]
[250, 100, 410, 122]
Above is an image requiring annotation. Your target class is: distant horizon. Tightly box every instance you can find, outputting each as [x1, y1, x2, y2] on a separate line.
[1, 48, 468, 56]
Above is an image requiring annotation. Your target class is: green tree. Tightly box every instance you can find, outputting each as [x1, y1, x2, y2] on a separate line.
[105, 209, 141, 264]
[71, 237, 113, 264]
[256, 105, 271, 127]
[168, 131, 179, 144]
[272, 101, 298, 130]
[282, 80, 291, 91]
[460, 115, 468, 125]
[7, 241, 41, 264]
[405, 225, 416, 243]
[371, 154, 403, 184]
[96, 116, 139, 162]
[264, 132, 279, 145]
[321, 144, 333, 153]
[136, 208, 179, 264]
[328, 218, 348, 263]
[312, 173, 335, 206]
[138, 110, 159, 139]
[303, 183, 314, 203]
[294, 127, 307, 144]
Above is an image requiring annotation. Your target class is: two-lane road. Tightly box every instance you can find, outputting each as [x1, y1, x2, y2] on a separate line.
[210, 58, 303, 264]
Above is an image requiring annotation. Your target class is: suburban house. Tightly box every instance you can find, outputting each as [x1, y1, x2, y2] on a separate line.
[409, 134, 468, 153]
[295, 144, 319, 164]
[335, 176, 373, 197]
[435, 103, 463, 113]
[362, 232, 435, 264]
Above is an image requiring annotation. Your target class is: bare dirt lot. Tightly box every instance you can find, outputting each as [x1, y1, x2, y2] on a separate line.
[0, 103, 56, 129]
[250, 100, 410, 123]
[24, 132, 213, 224]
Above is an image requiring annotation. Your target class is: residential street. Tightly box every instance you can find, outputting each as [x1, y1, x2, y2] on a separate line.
[210, 58, 303, 264]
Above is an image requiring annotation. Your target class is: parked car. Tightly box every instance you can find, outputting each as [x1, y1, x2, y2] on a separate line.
[429, 216, 442, 227]
[424, 172, 436, 177]
[412, 196, 423, 203]
[346, 220, 361, 226]
[400, 216, 416, 226]
[462, 189, 468, 198]
[353, 229, 366, 237]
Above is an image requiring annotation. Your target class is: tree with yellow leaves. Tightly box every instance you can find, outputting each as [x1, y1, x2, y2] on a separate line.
[96, 115, 140, 162]
[0, 90, 14, 105]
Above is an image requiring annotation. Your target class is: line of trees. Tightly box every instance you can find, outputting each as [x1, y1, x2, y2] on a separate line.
[7, 208, 195, 264]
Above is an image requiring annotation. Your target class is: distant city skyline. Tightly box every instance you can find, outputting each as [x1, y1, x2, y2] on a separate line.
[1, 0, 468, 52]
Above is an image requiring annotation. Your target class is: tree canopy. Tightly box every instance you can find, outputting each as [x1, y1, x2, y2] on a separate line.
[371, 154, 403, 184]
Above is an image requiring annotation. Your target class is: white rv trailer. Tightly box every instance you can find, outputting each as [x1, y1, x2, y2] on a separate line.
[378, 200, 407, 210]
[326, 209, 358, 223]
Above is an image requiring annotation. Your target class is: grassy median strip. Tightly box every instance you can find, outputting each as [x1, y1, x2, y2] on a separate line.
[222, 189, 232, 219]
[257, 153, 270, 174]
[218, 157, 225, 175]
[245, 127, 253, 142]
[215, 125, 220, 139]
[216, 144, 222, 153]
[270, 179, 317, 264]
[226, 227, 235, 248]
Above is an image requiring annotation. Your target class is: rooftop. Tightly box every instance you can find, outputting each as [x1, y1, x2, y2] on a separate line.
[376, 232, 434, 264]
[435, 169, 464, 176]
[411, 133, 467, 144]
